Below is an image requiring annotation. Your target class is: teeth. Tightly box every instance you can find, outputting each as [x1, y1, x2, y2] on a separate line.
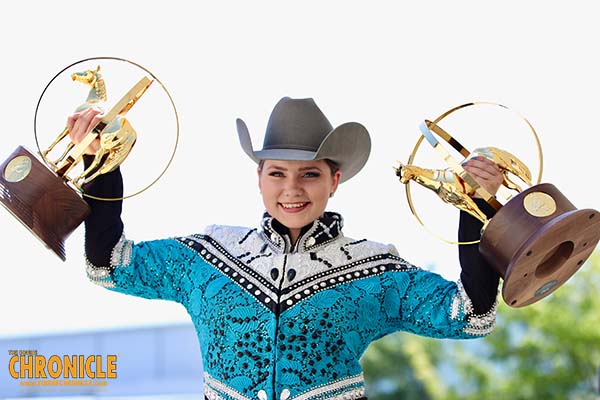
[281, 202, 307, 209]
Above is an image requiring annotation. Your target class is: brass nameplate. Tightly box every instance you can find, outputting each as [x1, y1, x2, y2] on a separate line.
[523, 191, 556, 217]
[4, 155, 32, 183]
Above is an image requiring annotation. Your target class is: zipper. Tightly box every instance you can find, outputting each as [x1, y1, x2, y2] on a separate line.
[271, 254, 288, 400]
[290, 225, 314, 253]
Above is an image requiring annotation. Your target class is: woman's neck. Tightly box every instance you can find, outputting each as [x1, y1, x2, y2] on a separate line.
[289, 227, 301, 246]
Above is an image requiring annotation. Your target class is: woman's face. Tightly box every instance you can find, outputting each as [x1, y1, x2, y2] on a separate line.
[258, 159, 342, 235]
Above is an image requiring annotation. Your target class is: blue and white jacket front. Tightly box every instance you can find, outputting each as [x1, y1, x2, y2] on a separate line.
[86, 212, 497, 400]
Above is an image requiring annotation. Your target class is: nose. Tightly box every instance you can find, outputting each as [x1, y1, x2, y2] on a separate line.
[282, 175, 303, 197]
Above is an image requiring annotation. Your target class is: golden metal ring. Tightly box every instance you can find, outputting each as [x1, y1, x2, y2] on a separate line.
[405, 101, 543, 245]
[34, 56, 179, 202]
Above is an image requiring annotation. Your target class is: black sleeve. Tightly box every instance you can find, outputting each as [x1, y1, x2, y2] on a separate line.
[81, 155, 124, 267]
[458, 198, 500, 314]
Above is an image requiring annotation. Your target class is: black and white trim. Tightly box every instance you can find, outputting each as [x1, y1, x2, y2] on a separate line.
[261, 212, 344, 254]
[279, 255, 415, 312]
[177, 222, 420, 314]
[177, 234, 281, 313]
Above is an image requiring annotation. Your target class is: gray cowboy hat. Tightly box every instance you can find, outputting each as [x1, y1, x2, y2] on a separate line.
[236, 97, 371, 183]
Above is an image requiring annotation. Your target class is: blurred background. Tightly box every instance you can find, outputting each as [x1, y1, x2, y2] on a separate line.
[1, 1, 599, 399]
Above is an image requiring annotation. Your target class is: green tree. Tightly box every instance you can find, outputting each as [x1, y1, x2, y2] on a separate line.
[361, 252, 600, 400]
[446, 253, 600, 400]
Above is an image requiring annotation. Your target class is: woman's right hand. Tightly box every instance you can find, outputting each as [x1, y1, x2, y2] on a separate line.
[67, 108, 104, 155]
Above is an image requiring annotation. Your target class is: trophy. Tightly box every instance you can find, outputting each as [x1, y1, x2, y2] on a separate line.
[395, 102, 600, 307]
[0, 61, 156, 261]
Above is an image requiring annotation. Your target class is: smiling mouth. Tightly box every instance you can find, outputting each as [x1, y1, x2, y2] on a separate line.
[279, 202, 310, 212]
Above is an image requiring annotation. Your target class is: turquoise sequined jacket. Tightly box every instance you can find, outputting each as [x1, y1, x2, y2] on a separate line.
[85, 208, 498, 400]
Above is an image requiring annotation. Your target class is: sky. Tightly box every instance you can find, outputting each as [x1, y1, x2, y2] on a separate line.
[1, 1, 599, 338]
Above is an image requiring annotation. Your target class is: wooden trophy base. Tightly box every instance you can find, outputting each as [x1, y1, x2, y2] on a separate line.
[0, 146, 90, 261]
[480, 183, 600, 307]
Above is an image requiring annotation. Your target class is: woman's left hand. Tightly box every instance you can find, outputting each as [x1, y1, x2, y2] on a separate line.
[462, 156, 504, 197]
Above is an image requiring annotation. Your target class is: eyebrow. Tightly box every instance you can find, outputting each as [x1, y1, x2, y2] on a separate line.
[266, 165, 323, 172]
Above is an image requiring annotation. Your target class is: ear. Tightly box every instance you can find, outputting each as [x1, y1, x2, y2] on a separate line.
[257, 166, 262, 192]
[330, 170, 342, 196]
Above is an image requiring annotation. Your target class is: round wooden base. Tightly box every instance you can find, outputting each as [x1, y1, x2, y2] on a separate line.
[480, 183, 600, 307]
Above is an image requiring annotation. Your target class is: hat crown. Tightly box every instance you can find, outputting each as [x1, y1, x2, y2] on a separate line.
[263, 97, 333, 152]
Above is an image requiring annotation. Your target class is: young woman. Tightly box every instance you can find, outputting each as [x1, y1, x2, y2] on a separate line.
[73, 97, 502, 400]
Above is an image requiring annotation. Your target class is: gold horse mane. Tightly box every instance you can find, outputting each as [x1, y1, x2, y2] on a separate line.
[94, 77, 106, 102]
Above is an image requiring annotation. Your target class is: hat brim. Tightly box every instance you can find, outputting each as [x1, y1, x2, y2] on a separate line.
[236, 119, 370, 183]
[253, 148, 317, 161]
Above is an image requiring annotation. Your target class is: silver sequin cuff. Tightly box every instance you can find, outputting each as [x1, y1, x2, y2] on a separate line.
[451, 279, 498, 336]
[85, 258, 116, 288]
[110, 233, 134, 267]
[85, 233, 133, 288]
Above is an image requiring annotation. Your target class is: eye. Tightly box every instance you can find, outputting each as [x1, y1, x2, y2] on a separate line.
[268, 171, 284, 177]
[303, 171, 321, 178]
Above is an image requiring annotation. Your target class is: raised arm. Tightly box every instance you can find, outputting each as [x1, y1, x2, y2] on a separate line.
[459, 155, 503, 314]
[68, 110, 197, 303]
[81, 157, 124, 282]
[458, 198, 499, 315]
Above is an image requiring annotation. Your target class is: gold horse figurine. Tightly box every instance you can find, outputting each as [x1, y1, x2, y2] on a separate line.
[396, 147, 532, 224]
[42, 66, 107, 165]
[41, 65, 139, 190]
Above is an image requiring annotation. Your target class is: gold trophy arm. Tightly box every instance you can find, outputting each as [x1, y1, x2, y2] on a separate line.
[426, 121, 470, 159]
[421, 120, 503, 211]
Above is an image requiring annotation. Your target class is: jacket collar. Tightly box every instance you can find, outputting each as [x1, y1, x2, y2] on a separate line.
[260, 211, 344, 253]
